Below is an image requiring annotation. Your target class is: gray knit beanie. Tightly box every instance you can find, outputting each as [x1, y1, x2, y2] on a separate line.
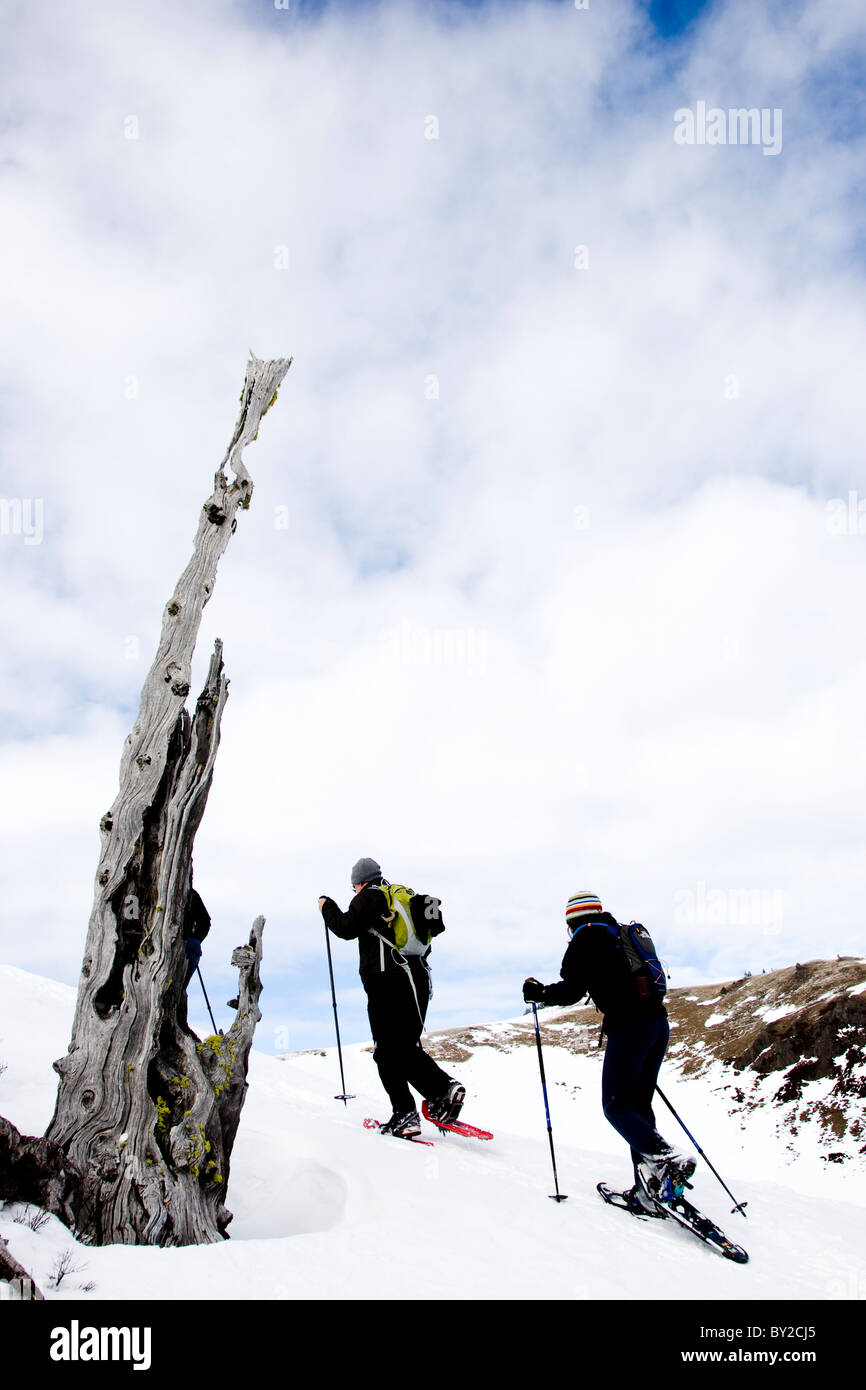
[351, 856, 382, 886]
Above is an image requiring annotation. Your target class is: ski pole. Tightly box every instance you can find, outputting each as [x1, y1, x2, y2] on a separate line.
[531, 1002, 567, 1202]
[196, 967, 220, 1036]
[324, 921, 355, 1104]
[655, 1084, 747, 1218]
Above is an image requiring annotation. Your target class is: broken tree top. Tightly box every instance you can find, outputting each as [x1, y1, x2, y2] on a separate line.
[40, 352, 290, 1248]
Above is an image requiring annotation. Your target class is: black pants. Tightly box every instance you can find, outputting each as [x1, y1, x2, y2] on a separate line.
[366, 960, 452, 1115]
[601, 1011, 670, 1178]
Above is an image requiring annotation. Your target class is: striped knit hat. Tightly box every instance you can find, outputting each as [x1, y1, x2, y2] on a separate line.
[565, 891, 603, 928]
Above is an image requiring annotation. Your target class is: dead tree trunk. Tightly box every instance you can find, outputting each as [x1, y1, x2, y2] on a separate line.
[0, 1236, 45, 1300]
[43, 353, 290, 1246]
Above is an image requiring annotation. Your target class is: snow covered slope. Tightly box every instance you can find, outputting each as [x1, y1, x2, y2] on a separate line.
[1, 964, 865, 1302]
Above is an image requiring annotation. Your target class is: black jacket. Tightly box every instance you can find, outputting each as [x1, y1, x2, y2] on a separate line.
[321, 884, 444, 991]
[183, 889, 211, 943]
[540, 913, 665, 1024]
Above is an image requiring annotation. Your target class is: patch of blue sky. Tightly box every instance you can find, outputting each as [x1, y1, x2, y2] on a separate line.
[798, 52, 866, 145]
[325, 502, 417, 576]
[0, 688, 136, 746]
[235, 0, 717, 41]
[356, 547, 412, 578]
[666, 941, 747, 986]
[241, 960, 538, 1053]
[1, 549, 73, 603]
[646, 0, 715, 40]
[241, 956, 371, 1053]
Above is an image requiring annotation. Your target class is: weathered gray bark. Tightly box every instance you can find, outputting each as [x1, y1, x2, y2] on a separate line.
[0, 1116, 78, 1217]
[44, 353, 290, 1246]
[0, 1235, 45, 1300]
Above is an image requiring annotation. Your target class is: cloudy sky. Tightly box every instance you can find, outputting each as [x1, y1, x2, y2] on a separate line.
[1, 0, 864, 1056]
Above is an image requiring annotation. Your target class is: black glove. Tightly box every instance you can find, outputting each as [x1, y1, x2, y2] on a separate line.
[523, 977, 546, 1004]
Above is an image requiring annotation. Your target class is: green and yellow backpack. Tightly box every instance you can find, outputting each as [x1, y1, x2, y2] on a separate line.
[371, 883, 444, 959]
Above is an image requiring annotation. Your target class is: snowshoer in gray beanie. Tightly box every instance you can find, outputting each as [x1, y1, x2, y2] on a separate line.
[318, 859, 465, 1139]
[350, 856, 382, 886]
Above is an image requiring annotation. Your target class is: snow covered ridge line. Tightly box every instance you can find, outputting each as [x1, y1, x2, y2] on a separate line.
[420, 956, 866, 1170]
[49, 1320, 151, 1370]
[423, 958, 866, 1064]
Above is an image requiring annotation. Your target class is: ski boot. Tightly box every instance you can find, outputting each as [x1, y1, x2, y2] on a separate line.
[426, 1081, 466, 1125]
[637, 1145, 697, 1204]
[378, 1110, 422, 1138]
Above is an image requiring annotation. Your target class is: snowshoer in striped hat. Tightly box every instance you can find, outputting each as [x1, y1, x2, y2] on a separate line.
[523, 891, 695, 1213]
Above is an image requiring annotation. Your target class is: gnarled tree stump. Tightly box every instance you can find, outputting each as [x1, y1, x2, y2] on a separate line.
[41, 353, 290, 1246]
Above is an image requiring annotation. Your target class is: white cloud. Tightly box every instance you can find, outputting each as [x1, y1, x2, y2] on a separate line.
[1, 0, 865, 1046]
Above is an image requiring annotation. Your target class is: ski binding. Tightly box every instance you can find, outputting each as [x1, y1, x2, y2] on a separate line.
[421, 1100, 493, 1140]
[598, 1182, 749, 1262]
[363, 1117, 434, 1146]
